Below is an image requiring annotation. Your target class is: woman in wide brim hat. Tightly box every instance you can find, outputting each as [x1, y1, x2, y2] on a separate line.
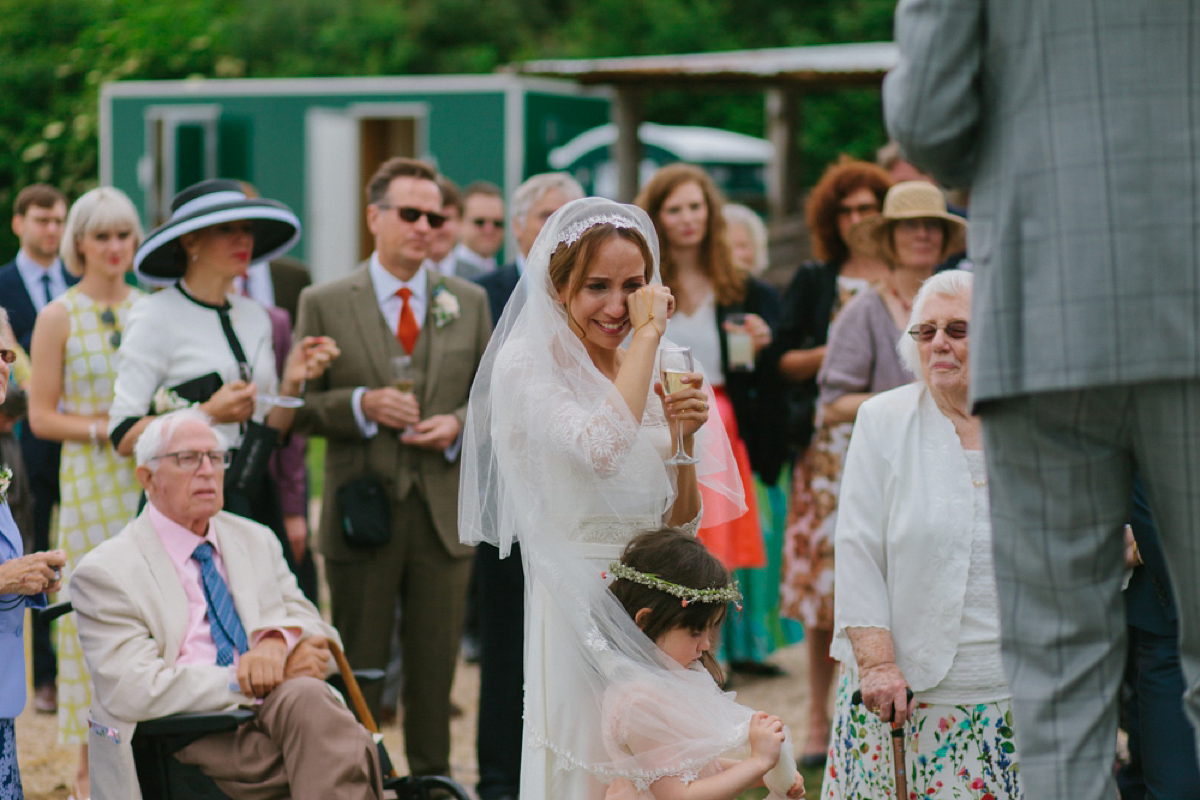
[851, 180, 967, 267]
[134, 178, 302, 285]
[108, 179, 338, 565]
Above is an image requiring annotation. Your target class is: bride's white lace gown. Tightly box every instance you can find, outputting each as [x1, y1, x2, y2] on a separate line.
[459, 198, 770, 800]
[494, 344, 701, 799]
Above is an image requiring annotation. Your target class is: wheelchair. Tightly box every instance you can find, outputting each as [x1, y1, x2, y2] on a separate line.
[40, 602, 470, 800]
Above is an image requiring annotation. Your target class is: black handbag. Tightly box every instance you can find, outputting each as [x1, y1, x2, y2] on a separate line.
[336, 476, 392, 549]
[224, 420, 278, 495]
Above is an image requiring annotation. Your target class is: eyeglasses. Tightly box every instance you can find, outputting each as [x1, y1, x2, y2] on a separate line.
[471, 217, 505, 229]
[907, 320, 969, 342]
[0, 349, 15, 364]
[99, 307, 122, 349]
[376, 205, 447, 229]
[837, 202, 879, 217]
[151, 450, 232, 470]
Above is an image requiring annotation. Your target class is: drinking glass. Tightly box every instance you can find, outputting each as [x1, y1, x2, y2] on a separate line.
[391, 355, 418, 434]
[659, 347, 699, 466]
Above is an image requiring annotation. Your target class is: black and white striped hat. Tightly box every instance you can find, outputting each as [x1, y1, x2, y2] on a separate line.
[134, 179, 301, 284]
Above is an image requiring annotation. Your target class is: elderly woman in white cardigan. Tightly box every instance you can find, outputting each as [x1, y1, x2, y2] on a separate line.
[822, 269, 1023, 800]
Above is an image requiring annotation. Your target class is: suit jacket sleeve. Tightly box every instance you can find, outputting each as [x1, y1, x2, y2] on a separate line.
[883, 0, 987, 188]
[452, 290, 493, 431]
[293, 287, 366, 440]
[71, 556, 246, 722]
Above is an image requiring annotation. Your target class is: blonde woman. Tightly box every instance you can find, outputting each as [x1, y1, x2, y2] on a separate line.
[28, 187, 145, 800]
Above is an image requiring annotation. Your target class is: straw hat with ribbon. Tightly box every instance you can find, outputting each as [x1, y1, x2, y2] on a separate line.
[851, 180, 966, 265]
[134, 179, 301, 285]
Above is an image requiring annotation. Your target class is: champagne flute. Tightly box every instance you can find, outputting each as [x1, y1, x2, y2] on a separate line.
[660, 346, 699, 466]
[391, 355, 418, 434]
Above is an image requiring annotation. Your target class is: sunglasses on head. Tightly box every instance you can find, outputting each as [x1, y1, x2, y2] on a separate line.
[99, 307, 122, 349]
[907, 319, 969, 342]
[377, 204, 447, 228]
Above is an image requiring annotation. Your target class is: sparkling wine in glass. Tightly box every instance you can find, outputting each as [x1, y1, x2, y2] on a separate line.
[391, 355, 418, 434]
[659, 346, 699, 466]
[391, 355, 416, 394]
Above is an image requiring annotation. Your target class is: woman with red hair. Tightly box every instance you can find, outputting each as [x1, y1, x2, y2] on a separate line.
[769, 157, 893, 766]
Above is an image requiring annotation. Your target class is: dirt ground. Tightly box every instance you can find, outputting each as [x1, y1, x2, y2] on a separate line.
[15, 639, 814, 800]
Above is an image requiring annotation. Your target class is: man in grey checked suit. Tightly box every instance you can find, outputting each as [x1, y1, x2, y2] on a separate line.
[884, 3, 1200, 798]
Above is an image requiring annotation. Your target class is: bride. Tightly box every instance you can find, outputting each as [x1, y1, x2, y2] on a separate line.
[461, 198, 785, 800]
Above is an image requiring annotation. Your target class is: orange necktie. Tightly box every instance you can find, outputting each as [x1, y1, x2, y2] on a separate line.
[396, 287, 419, 355]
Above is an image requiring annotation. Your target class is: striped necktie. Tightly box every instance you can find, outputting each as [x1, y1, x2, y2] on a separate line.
[191, 542, 249, 666]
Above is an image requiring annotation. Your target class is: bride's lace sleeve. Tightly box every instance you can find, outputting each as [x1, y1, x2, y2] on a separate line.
[675, 509, 702, 538]
[501, 349, 640, 479]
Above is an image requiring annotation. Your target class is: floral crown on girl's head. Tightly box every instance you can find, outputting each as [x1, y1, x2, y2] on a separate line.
[605, 562, 743, 610]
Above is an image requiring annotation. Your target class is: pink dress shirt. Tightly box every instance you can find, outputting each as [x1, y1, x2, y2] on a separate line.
[147, 503, 298, 668]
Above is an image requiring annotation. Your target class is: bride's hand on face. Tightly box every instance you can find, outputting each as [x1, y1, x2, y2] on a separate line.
[655, 372, 707, 438]
[627, 285, 674, 338]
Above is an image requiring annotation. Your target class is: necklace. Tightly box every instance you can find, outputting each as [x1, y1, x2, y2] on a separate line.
[887, 285, 914, 315]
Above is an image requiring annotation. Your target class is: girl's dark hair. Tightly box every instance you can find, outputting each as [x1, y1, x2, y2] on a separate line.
[610, 528, 732, 683]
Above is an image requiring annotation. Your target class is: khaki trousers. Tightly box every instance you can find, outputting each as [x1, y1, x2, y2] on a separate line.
[174, 676, 382, 800]
[325, 491, 472, 776]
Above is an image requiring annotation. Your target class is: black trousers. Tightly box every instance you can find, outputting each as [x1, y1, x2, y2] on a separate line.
[475, 542, 525, 800]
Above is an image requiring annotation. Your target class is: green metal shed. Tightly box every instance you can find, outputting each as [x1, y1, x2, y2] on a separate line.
[100, 74, 609, 284]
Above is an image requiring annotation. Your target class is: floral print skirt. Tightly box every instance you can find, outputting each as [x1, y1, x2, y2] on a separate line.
[0, 718, 22, 800]
[823, 666, 1022, 800]
[779, 421, 853, 629]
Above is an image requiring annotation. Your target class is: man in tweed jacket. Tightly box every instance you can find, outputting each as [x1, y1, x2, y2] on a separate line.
[884, 3, 1200, 798]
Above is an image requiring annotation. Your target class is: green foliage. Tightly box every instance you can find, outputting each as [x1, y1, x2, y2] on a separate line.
[0, 0, 898, 256]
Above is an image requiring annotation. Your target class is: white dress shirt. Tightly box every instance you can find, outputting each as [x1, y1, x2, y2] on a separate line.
[232, 262, 276, 307]
[452, 242, 496, 275]
[351, 255, 427, 437]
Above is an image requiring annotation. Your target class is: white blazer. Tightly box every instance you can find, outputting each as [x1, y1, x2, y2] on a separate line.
[831, 382, 980, 692]
[71, 509, 339, 800]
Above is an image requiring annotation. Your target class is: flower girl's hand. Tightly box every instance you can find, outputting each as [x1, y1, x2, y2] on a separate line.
[747, 712, 785, 768]
[787, 773, 806, 799]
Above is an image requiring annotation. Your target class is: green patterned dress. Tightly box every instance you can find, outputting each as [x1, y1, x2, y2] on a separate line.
[54, 287, 143, 745]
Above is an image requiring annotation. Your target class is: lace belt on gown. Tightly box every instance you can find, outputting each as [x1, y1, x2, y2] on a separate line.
[575, 515, 662, 561]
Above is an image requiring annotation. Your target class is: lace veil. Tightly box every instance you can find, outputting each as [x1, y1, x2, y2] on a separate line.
[459, 197, 794, 795]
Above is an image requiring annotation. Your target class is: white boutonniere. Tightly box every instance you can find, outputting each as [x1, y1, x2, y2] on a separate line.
[0, 466, 11, 505]
[151, 386, 193, 415]
[431, 284, 461, 328]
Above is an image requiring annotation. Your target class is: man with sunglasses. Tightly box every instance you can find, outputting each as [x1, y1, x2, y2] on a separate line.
[70, 409, 382, 799]
[451, 181, 506, 280]
[293, 156, 490, 778]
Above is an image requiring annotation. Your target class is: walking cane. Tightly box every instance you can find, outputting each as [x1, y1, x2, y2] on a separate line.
[852, 688, 913, 800]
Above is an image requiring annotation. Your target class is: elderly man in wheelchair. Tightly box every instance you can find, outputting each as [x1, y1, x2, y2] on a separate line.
[71, 408, 383, 800]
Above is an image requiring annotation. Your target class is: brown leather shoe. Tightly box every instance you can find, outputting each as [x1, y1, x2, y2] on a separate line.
[34, 682, 56, 714]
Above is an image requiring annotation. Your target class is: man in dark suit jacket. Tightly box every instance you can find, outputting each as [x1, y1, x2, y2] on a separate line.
[470, 172, 581, 800]
[0, 183, 73, 710]
[295, 157, 490, 777]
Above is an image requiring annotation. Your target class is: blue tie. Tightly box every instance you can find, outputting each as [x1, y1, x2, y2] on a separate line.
[191, 542, 249, 666]
[40, 273, 53, 306]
